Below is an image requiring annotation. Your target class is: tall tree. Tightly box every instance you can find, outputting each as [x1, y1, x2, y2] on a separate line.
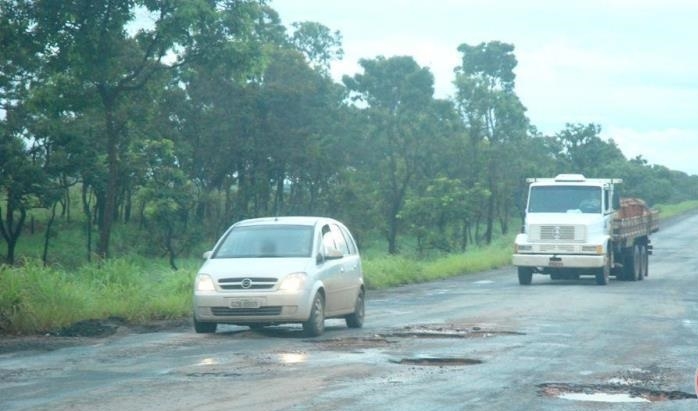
[344, 56, 437, 254]
[20, 0, 270, 258]
[454, 41, 529, 243]
[554, 123, 626, 176]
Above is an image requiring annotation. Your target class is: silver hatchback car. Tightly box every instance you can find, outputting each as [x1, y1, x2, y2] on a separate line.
[193, 216, 365, 336]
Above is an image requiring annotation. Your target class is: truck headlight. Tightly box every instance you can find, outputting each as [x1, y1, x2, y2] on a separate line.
[195, 274, 216, 292]
[582, 245, 604, 254]
[279, 272, 307, 291]
[516, 245, 533, 252]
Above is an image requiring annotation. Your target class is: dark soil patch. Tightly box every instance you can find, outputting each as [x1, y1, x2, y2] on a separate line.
[0, 317, 190, 354]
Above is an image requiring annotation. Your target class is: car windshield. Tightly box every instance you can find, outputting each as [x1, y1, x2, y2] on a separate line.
[213, 225, 314, 258]
[528, 186, 602, 214]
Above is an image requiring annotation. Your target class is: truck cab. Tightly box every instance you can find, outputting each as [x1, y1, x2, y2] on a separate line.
[513, 174, 623, 285]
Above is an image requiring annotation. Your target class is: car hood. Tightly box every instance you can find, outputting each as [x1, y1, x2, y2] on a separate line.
[198, 257, 314, 279]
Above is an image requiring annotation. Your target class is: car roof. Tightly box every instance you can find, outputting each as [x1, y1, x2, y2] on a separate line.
[232, 216, 342, 228]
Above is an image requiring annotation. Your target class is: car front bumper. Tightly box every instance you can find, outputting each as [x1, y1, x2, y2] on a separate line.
[193, 290, 313, 324]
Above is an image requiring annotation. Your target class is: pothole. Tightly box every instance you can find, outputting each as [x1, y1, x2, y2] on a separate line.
[185, 372, 242, 378]
[309, 335, 396, 351]
[382, 324, 524, 339]
[391, 357, 483, 366]
[539, 383, 697, 403]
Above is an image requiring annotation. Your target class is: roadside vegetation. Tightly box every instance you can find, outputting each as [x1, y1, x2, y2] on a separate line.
[1, 200, 695, 335]
[3, 2, 698, 335]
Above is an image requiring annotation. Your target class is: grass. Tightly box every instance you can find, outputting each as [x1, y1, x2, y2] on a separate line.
[652, 200, 698, 219]
[362, 235, 514, 288]
[1, 200, 696, 335]
[0, 257, 198, 334]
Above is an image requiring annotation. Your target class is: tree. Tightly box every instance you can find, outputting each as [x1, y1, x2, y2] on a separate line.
[344, 56, 438, 254]
[23, 0, 270, 258]
[454, 41, 529, 243]
[289, 21, 343, 74]
[554, 123, 626, 176]
[0, 132, 47, 265]
[134, 138, 194, 270]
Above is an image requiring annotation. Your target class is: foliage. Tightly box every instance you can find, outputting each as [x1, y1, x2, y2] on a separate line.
[0, 257, 196, 334]
[1, 1, 697, 271]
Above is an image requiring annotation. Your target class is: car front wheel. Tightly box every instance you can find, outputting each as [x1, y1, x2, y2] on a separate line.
[303, 292, 325, 337]
[193, 316, 217, 334]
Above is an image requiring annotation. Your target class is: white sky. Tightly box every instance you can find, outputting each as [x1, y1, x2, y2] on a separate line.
[271, 0, 698, 175]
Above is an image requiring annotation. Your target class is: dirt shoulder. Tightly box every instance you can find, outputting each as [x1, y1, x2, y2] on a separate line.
[0, 317, 191, 354]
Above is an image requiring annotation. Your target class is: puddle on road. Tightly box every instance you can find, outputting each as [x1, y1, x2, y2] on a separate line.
[390, 357, 482, 366]
[382, 324, 525, 339]
[308, 336, 396, 351]
[558, 392, 650, 403]
[539, 382, 697, 403]
[186, 371, 242, 378]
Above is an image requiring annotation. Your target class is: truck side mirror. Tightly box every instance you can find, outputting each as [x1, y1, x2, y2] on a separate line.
[612, 192, 621, 210]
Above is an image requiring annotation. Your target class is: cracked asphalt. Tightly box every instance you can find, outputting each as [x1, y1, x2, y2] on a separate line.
[1, 213, 697, 410]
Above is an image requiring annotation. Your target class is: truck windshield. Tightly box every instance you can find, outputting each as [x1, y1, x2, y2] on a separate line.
[528, 186, 602, 214]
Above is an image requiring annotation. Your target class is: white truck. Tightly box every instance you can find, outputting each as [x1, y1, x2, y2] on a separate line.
[512, 174, 659, 285]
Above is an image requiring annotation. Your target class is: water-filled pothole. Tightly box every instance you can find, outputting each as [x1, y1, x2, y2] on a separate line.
[391, 357, 482, 366]
[309, 336, 396, 351]
[382, 324, 524, 339]
[539, 382, 697, 402]
[186, 372, 242, 378]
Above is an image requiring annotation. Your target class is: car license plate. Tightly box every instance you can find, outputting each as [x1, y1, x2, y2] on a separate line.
[549, 260, 563, 267]
[229, 298, 261, 309]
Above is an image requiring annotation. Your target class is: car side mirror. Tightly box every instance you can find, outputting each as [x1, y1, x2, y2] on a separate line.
[317, 247, 343, 264]
[325, 247, 344, 260]
[202, 250, 212, 259]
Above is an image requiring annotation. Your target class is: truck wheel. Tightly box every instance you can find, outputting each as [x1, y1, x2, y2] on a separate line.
[518, 267, 533, 285]
[596, 253, 611, 285]
[639, 244, 648, 280]
[623, 244, 641, 281]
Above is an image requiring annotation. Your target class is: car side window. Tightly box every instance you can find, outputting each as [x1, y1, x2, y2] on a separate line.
[321, 225, 336, 252]
[337, 225, 357, 255]
[327, 224, 350, 255]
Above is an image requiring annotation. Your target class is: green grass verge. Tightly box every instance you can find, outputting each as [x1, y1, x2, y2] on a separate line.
[362, 235, 514, 289]
[0, 257, 198, 334]
[1, 200, 696, 335]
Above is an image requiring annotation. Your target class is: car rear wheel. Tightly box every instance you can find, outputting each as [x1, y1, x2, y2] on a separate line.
[193, 316, 217, 334]
[303, 292, 325, 337]
[345, 289, 365, 328]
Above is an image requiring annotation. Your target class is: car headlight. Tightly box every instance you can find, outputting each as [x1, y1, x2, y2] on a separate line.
[195, 274, 216, 292]
[279, 272, 307, 291]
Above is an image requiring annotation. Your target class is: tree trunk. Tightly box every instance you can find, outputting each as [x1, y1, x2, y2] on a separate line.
[82, 183, 94, 262]
[165, 224, 177, 271]
[98, 95, 118, 259]
[42, 202, 58, 266]
[0, 201, 26, 266]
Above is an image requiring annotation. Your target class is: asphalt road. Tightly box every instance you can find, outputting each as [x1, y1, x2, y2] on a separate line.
[1, 214, 698, 410]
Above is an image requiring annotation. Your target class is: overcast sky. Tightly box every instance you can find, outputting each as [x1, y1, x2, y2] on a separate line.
[271, 0, 698, 175]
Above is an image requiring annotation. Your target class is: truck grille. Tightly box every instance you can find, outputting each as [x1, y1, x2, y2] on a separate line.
[530, 225, 585, 241]
[538, 244, 577, 253]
